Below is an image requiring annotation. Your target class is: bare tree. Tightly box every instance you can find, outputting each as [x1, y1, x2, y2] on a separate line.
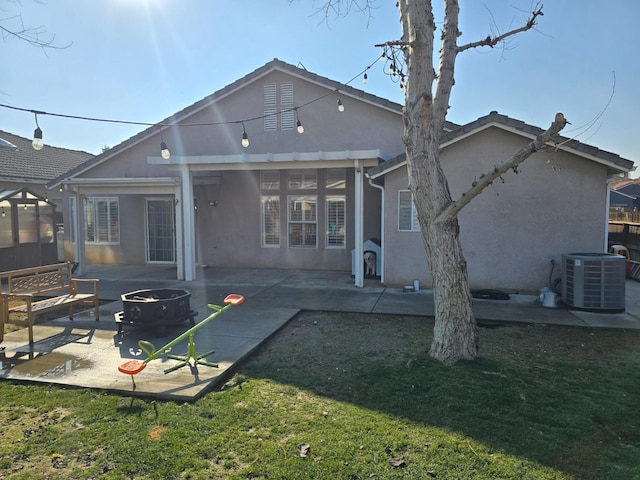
[317, 0, 569, 365]
[0, 0, 68, 49]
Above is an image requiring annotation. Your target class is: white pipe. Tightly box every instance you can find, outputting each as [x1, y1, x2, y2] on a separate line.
[354, 160, 363, 287]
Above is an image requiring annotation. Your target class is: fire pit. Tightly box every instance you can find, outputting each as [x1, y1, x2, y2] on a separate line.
[115, 288, 196, 335]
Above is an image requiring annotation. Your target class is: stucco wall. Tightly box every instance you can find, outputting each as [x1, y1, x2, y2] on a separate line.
[66, 68, 395, 269]
[382, 127, 608, 292]
[195, 168, 380, 271]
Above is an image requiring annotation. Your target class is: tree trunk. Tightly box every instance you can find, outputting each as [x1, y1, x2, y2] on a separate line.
[401, 0, 478, 365]
[424, 218, 478, 365]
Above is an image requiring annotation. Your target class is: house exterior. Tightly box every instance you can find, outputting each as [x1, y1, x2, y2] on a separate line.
[367, 112, 634, 291]
[48, 59, 407, 285]
[47, 60, 634, 292]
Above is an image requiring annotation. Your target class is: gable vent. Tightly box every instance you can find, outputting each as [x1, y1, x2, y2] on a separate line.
[264, 83, 277, 131]
[280, 82, 294, 130]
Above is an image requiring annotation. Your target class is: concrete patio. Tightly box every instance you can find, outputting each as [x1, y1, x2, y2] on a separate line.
[1, 265, 639, 402]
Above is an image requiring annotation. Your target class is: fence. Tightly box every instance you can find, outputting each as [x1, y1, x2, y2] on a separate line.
[608, 220, 640, 261]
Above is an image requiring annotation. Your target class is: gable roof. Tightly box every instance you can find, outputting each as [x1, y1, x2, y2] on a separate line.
[612, 178, 640, 197]
[0, 130, 92, 184]
[49, 58, 444, 188]
[367, 111, 634, 179]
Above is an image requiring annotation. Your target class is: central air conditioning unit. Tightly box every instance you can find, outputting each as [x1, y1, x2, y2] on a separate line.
[561, 253, 626, 312]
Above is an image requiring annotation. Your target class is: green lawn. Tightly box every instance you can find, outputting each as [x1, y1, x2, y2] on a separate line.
[0, 311, 638, 479]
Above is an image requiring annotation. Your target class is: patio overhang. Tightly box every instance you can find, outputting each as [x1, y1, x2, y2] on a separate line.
[147, 149, 385, 171]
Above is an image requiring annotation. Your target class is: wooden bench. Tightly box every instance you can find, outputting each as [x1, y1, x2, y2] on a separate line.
[0, 262, 99, 345]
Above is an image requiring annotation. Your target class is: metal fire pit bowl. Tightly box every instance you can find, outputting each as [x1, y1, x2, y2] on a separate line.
[115, 288, 196, 335]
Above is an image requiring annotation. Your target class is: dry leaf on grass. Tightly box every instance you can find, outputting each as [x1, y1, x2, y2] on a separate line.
[297, 443, 310, 458]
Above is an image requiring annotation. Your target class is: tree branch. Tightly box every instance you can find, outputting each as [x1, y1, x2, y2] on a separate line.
[435, 112, 569, 223]
[457, 3, 544, 53]
[432, 0, 460, 134]
[0, 9, 70, 50]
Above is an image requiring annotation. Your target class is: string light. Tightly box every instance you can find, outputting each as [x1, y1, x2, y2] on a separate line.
[241, 122, 249, 148]
[160, 141, 170, 159]
[295, 109, 304, 134]
[363, 72, 368, 85]
[375, 44, 408, 91]
[1, 56, 388, 153]
[1, 207, 5, 218]
[159, 128, 170, 159]
[32, 113, 43, 150]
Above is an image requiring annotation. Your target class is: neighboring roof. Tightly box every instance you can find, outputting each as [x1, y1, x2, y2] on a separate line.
[613, 178, 640, 197]
[610, 189, 636, 210]
[0, 130, 92, 184]
[367, 111, 634, 179]
[47, 58, 459, 188]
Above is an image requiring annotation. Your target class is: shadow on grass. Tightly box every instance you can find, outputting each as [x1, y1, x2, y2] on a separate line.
[239, 311, 640, 479]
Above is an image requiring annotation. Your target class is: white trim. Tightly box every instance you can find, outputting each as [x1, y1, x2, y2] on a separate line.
[149, 149, 385, 166]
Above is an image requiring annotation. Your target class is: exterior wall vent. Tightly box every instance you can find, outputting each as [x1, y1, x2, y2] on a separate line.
[561, 253, 626, 312]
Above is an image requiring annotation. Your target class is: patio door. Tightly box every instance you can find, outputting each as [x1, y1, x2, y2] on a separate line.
[145, 199, 176, 263]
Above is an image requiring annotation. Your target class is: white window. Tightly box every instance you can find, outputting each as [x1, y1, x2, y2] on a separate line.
[326, 195, 345, 248]
[261, 195, 280, 247]
[398, 190, 419, 232]
[326, 168, 346, 189]
[288, 170, 317, 190]
[70, 196, 120, 243]
[261, 171, 280, 190]
[288, 195, 317, 247]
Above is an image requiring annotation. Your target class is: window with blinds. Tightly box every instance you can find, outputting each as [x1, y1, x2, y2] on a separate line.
[261, 195, 280, 247]
[398, 190, 419, 231]
[288, 195, 317, 247]
[261, 170, 280, 190]
[326, 168, 346, 189]
[288, 170, 317, 190]
[70, 196, 120, 243]
[326, 195, 345, 248]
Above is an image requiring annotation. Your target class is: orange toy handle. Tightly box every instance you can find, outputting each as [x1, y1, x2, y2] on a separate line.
[224, 294, 245, 306]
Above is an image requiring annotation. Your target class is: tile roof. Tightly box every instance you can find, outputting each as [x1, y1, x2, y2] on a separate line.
[367, 111, 634, 178]
[0, 130, 92, 183]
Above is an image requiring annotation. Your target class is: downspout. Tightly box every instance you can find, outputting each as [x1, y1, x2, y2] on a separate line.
[605, 175, 621, 252]
[367, 175, 385, 284]
[354, 160, 364, 287]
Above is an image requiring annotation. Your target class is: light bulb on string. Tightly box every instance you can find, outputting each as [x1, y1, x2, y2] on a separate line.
[295, 109, 304, 133]
[160, 141, 171, 160]
[241, 123, 249, 148]
[1, 207, 5, 218]
[32, 113, 43, 151]
[337, 99, 345, 112]
[159, 127, 171, 159]
[363, 72, 368, 85]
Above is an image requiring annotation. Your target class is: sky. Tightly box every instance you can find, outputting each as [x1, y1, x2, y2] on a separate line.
[1, 0, 639, 172]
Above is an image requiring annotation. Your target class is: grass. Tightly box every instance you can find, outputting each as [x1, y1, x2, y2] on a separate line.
[0, 311, 638, 479]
